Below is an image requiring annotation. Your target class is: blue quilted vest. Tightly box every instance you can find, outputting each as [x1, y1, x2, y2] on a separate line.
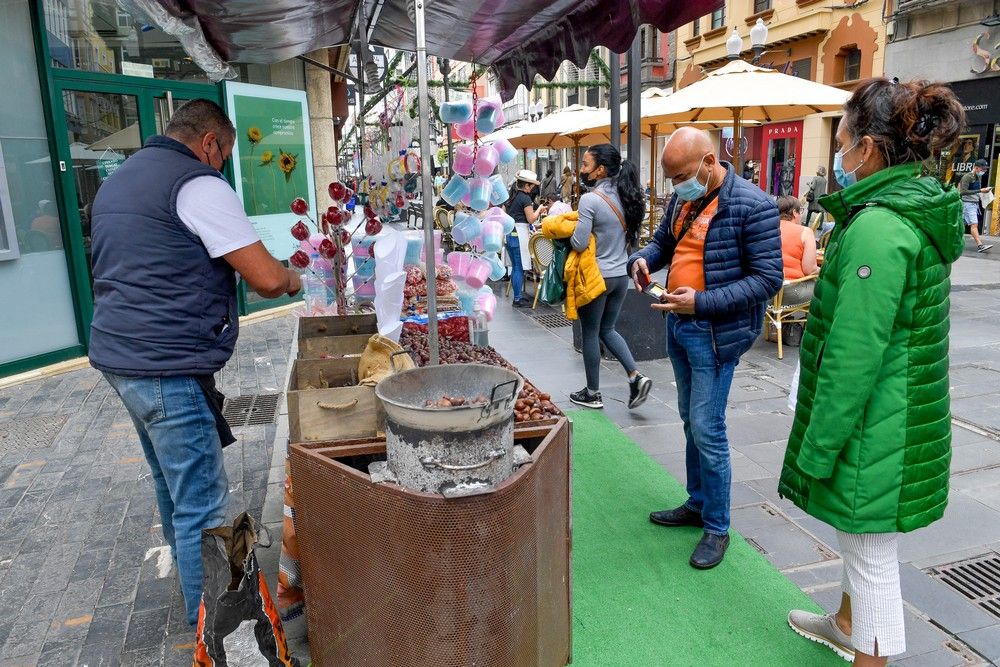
[89, 135, 239, 376]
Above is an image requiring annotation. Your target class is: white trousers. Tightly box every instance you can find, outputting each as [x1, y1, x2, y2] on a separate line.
[837, 531, 906, 657]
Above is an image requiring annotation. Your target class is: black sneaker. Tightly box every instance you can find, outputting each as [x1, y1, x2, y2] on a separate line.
[978, 244, 993, 253]
[512, 298, 528, 308]
[569, 388, 603, 409]
[628, 374, 652, 409]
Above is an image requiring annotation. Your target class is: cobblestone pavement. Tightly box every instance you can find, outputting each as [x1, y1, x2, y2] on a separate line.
[0, 314, 294, 666]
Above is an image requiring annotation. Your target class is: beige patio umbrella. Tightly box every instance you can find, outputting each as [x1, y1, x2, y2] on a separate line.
[637, 59, 851, 172]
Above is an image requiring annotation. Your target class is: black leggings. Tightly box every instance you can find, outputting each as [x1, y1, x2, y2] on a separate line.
[578, 276, 638, 390]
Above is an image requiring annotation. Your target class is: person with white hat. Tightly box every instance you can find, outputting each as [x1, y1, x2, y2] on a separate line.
[504, 169, 548, 307]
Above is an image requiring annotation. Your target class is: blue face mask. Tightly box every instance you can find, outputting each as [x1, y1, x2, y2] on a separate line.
[674, 155, 709, 201]
[833, 141, 862, 189]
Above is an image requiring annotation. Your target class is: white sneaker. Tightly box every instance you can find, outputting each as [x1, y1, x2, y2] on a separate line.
[978, 244, 993, 253]
[788, 610, 855, 661]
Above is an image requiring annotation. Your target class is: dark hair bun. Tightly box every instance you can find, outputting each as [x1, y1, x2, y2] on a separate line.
[843, 78, 965, 166]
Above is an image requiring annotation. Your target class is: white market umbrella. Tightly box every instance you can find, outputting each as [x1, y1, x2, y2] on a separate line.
[87, 123, 142, 151]
[26, 142, 126, 165]
[498, 105, 619, 193]
[479, 119, 532, 144]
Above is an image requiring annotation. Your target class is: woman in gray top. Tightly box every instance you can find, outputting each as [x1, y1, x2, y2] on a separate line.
[569, 143, 652, 410]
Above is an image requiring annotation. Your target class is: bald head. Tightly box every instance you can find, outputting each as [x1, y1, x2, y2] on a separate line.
[662, 127, 727, 199]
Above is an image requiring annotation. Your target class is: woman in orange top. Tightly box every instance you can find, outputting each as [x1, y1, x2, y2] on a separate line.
[776, 195, 819, 303]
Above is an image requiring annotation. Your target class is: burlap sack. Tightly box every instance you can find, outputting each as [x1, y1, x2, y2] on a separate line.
[358, 334, 415, 386]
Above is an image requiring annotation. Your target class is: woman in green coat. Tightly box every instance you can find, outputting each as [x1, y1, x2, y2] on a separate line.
[780, 79, 966, 666]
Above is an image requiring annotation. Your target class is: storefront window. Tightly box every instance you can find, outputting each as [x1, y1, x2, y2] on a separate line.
[1, 0, 81, 363]
[44, 0, 215, 82]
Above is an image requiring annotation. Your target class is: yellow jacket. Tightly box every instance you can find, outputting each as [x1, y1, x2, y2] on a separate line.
[541, 212, 605, 320]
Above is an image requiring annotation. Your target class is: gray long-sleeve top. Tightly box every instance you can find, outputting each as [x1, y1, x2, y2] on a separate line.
[571, 177, 628, 278]
[959, 171, 983, 203]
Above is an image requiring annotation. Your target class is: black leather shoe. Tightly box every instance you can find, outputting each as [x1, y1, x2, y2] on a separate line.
[649, 504, 704, 528]
[690, 533, 730, 570]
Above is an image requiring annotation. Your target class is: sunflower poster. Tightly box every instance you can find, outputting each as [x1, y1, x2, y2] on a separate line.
[224, 82, 316, 258]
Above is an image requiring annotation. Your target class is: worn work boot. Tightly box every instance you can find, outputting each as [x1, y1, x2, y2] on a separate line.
[787, 610, 855, 661]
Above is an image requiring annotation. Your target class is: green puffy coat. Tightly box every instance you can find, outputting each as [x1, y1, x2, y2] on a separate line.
[778, 162, 964, 534]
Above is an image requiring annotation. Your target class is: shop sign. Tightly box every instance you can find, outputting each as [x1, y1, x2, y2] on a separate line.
[96, 157, 124, 181]
[765, 124, 802, 138]
[948, 78, 999, 126]
[121, 61, 154, 78]
[971, 27, 1000, 76]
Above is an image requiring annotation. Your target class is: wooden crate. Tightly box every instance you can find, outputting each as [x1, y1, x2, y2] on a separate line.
[297, 333, 372, 359]
[287, 357, 384, 444]
[297, 314, 378, 340]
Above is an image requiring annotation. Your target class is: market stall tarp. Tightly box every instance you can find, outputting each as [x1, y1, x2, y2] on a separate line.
[158, 0, 723, 98]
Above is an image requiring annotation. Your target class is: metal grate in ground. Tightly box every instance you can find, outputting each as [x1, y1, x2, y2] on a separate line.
[929, 553, 1000, 620]
[531, 311, 572, 329]
[0, 415, 69, 454]
[222, 393, 281, 427]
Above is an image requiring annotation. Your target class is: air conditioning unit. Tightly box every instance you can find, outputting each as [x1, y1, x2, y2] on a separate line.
[886, 19, 895, 39]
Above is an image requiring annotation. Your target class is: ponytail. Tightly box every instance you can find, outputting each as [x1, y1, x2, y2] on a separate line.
[615, 160, 644, 248]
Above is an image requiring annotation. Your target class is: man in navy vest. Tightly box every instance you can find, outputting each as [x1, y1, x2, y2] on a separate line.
[89, 99, 301, 626]
[628, 128, 782, 570]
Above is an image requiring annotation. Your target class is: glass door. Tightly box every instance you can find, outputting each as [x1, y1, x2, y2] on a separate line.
[58, 89, 141, 286]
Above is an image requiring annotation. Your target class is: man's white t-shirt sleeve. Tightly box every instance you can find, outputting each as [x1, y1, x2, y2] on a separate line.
[176, 175, 261, 258]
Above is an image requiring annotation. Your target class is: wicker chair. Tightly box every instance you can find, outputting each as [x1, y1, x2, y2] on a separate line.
[433, 206, 454, 249]
[504, 233, 553, 308]
[764, 274, 818, 359]
[528, 233, 555, 309]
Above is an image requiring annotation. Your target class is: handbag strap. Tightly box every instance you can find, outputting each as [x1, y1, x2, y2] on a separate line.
[593, 191, 627, 232]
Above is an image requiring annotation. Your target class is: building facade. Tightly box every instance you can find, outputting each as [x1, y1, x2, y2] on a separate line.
[1, 0, 345, 379]
[884, 0, 1000, 233]
[675, 0, 887, 197]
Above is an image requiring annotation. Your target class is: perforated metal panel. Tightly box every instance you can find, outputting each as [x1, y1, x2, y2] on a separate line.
[930, 554, 1000, 620]
[289, 420, 572, 667]
[0, 415, 68, 454]
[222, 393, 280, 427]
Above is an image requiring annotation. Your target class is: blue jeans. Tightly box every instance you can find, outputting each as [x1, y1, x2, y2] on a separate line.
[666, 314, 737, 536]
[104, 373, 229, 625]
[507, 234, 523, 300]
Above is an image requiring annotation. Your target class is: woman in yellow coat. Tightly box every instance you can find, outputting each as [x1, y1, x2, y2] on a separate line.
[543, 144, 651, 410]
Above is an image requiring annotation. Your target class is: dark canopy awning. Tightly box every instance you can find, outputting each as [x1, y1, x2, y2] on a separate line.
[170, 0, 722, 97]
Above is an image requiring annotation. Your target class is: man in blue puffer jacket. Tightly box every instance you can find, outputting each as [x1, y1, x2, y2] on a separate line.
[627, 128, 782, 569]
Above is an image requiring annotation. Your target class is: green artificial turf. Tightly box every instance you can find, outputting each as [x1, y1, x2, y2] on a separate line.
[568, 409, 845, 667]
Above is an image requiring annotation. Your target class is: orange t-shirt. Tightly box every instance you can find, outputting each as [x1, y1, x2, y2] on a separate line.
[779, 219, 806, 280]
[668, 197, 719, 293]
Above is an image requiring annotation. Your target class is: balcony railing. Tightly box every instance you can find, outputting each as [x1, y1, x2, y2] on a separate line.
[894, 0, 951, 15]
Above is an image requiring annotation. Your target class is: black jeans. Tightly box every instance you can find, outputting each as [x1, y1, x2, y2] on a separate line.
[578, 276, 638, 390]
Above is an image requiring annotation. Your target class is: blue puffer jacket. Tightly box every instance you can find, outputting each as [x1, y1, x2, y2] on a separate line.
[627, 163, 783, 363]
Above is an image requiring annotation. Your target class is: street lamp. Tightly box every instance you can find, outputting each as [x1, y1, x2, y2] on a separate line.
[750, 18, 769, 63]
[725, 19, 770, 65]
[725, 29, 742, 61]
